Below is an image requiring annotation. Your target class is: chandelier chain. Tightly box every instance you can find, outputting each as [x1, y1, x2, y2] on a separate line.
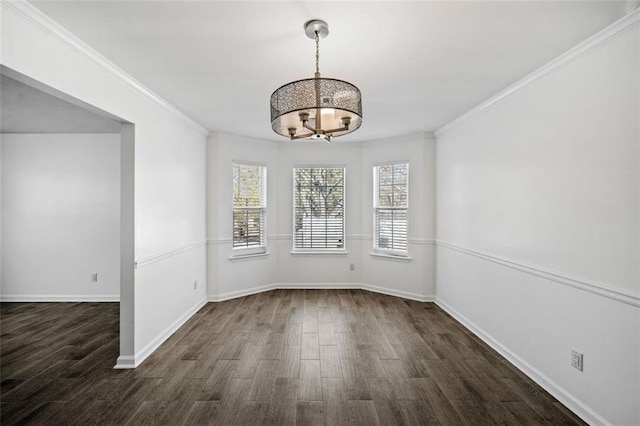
[315, 31, 320, 75]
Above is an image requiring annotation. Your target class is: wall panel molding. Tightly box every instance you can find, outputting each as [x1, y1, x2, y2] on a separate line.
[436, 241, 640, 307]
[135, 241, 207, 269]
[435, 8, 640, 137]
[1, 0, 208, 136]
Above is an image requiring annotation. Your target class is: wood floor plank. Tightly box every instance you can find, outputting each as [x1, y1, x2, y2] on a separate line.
[296, 401, 323, 426]
[248, 360, 279, 401]
[319, 345, 342, 378]
[267, 377, 297, 426]
[321, 378, 350, 426]
[348, 400, 382, 426]
[300, 332, 320, 360]
[297, 359, 322, 401]
[318, 322, 337, 345]
[0, 292, 586, 425]
[182, 400, 220, 425]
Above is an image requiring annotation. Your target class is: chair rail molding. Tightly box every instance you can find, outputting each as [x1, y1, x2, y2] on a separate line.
[135, 241, 207, 269]
[436, 241, 640, 307]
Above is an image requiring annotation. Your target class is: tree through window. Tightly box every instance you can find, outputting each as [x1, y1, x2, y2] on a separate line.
[374, 162, 408, 255]
[233, 162, 266, 254]
[293, 167, 345, 250]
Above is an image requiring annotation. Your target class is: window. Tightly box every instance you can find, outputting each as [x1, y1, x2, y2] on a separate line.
[232, 162, 266, 255]
[374, 162, 408, 256]
[293, 167, 345, 251]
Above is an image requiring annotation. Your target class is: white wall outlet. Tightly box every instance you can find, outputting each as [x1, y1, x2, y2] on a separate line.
[91, 273, 98, 282]
[350, 263, 355, 271]
[194, 280, 198, 290]
[571, 350, 583, 371]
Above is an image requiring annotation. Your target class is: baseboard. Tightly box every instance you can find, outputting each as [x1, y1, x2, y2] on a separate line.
[125, 297, 207, 369]
[361, 283, 434, 302]
[435, 297, 609, 426]
[113, 355, 136, 369]
[208, 283, 434, 303]
[275, 283, 361, 290]
[209, 284, 277, 302]
[0, 294, 120, 302]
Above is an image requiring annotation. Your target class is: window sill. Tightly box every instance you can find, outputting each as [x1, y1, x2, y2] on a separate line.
[370, 252, 412, 262]
[229, 252, 270, 262]
[290, 250, 348, 256]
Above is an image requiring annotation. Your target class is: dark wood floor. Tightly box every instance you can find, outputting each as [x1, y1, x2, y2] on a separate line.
[1, 289, 584, 425]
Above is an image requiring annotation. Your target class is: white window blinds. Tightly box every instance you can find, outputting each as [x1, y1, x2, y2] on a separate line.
[374, 163, 408, 255]
[233, 162, 266, 253]
[294, 167, 345, 250]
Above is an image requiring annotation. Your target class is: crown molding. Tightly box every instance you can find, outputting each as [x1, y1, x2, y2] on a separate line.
[435, 8, 640, 137]
[1, 0, 209, 136]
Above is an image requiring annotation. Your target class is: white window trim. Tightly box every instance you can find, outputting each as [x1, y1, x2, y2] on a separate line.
[370, 251, 413, 261]
[292, 166, 346, 253]
[373, 162, 409, 256]
[231, 162, 267, 258]
[229, 251, 270, 261]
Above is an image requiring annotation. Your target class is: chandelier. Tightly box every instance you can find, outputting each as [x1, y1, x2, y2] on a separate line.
[270, 19, 362, 143]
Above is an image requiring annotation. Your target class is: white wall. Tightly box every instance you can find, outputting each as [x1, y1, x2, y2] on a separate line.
[361, 133, 436, 301]
[207, 133, 278, 300]
[1, 133, 120, 300]
[1, 2, 208, 367]
[205, 132, 437, 301]
[435, 17, 639, 426]
[275, 142, 364, 286]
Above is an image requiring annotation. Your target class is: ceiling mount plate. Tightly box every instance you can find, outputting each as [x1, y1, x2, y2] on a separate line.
[304, 19, 329, 39]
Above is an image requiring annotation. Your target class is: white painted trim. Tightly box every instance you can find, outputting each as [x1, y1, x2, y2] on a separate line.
[1, 0, 208, 136]
[408, 238, 436, 245]
[0, 295, 119, 302]
[361, 236, 435, 245]
[129, 297, 207, 369]
[370, 252, 413, 262]
[435, 298, 609, 426]
[346, 234, 368, 240]
[276, 283, 361, 290]
[208, 283, 433, 303]
[436, 241, 640, 307]
[114, 355, 136, 369]
[135, 241, 207, 269]
[289, 250, 349, 256]
[361, 283, 434, 302]
[435, 8, 640, 137]
[208, 284, 277, 302]
[228, 252, 271, 262]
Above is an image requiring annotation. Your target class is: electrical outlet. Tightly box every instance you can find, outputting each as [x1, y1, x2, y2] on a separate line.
[350, 263, 355, 271]
[91, 273, 98, 282]
[571, 350, 583, 371]
[194, 280, 198, 290]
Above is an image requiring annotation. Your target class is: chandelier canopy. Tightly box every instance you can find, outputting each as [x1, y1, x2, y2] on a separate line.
[270, 20, 362, 143]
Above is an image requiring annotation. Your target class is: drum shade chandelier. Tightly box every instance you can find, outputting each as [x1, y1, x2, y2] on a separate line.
[270, 19, 362, 143]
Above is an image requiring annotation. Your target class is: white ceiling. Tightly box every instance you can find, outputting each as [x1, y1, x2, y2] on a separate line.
[31, 1, 628, 142]
[1, 74, 121, 134]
